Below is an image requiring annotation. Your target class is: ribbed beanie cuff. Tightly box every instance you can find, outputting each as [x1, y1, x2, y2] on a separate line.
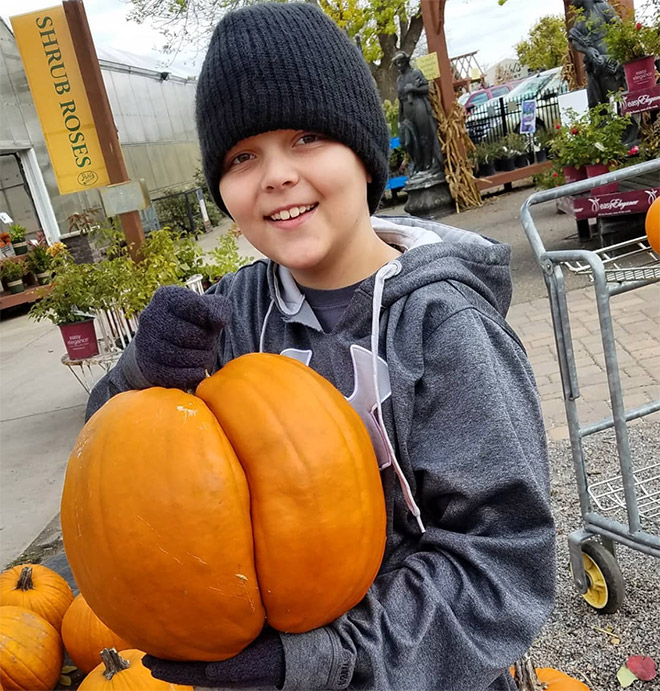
[195, 2, 390, 215]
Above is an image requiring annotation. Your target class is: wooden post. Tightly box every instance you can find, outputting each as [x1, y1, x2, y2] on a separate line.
[63, 0, 145, 259]
[420, 0, 453, 117]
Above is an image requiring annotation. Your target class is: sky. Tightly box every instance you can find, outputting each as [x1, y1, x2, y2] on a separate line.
[0, 0, 648, 77]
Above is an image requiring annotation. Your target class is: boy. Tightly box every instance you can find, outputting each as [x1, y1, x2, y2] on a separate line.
[86, 3, 555, 689]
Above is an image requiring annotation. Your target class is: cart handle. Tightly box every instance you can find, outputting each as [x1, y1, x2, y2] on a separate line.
[520, 158, 660, 264]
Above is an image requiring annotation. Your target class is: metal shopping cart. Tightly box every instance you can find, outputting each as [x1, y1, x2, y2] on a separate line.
[520, 158, 660, 613]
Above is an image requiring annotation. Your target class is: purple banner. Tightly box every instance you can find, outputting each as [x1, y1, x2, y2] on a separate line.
[621, 84, 660, 115]
[571, 188, 660, 220]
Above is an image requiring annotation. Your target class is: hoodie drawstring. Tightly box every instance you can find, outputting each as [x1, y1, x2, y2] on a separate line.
[372, 262, 426, 534]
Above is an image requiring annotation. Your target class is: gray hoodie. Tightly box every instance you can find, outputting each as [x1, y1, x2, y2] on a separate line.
[86, 216, 555, 691]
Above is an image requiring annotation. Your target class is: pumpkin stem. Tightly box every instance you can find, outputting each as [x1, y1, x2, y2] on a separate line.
[513, 653, 547, 691]
[16, 566, 34, 591]
[100, 648, 131, 680]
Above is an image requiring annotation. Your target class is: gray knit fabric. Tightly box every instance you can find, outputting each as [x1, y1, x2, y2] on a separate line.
[195, 2, 390, 215]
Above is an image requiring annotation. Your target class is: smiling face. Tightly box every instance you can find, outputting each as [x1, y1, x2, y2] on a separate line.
[219, 129, 396, 289]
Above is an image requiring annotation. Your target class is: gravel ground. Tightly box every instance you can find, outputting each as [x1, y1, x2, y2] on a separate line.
[531, 417, 660, 691]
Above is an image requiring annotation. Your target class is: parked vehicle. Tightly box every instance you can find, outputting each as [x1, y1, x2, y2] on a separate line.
[466, 68, 569, 144]
[458, 84, 512, 114]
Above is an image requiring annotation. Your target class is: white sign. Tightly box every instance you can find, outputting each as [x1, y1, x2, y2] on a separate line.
[0, 212, 14, 224]
[558, 90, 589, 125]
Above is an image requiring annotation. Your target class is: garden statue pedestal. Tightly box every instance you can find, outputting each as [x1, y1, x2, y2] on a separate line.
[403, 170, 453, 218]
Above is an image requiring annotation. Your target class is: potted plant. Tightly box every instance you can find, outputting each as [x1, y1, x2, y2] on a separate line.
[550, 106, 630, 192]
[29, 248, 100, 359]
[475, 142, 496, 177]
[492, 140, 515, 172]
[503, 133, 529, 168]
[534, 127, 555, 162]
[603, 11, 660, 92]
[1, 258, 27, 294]
[8, 224, 28, 255]
[26, 245, 53, 285]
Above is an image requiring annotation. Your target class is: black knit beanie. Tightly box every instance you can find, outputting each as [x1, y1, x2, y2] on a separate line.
[195, 2, 390, 215]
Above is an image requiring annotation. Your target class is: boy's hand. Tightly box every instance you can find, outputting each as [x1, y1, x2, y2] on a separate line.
[135, 285, 231, 391]
[142, 628, 285, 688]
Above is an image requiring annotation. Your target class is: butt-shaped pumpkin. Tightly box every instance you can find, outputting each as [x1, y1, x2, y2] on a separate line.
[61, 353, 386, 661]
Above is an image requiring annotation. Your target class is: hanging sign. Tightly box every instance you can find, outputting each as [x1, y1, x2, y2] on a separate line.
[416, 53, 440, 81]
[11, 5, 109, 194]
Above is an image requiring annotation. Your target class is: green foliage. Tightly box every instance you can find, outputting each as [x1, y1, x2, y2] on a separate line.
[534, 164, 565, 190]
[203, 230, 253, 284]
[1, 258, 27, 282]
[7, 224, 26, 243]
[382, 99, 399, 137]
[602, 9, 660, 64]
[67, 207, 103, 235]
[515, 15, 568, 71]
[501, 132, 529, 156]
[549, 105, 631, 168]
[26, 246, 52, 274]
[29, 228, 251, 325]
[475, 141, 498, 164]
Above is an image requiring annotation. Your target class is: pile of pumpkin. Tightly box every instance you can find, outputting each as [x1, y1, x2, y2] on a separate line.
[0, 564, 190, 690]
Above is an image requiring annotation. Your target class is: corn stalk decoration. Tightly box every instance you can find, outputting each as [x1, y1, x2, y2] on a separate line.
[428, 81, 482, 213]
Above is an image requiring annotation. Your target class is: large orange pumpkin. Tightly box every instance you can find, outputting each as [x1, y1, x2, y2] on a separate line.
[0, 564, 73, 632]
[78, 648, 191, 691]
[61, 353, 386, 661]
[0, 605, 63, 691]
[61, 594, 132, 673]
[646, 195, 660, 254]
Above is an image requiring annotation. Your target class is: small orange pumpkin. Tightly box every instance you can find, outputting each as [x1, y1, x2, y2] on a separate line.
[62, 353, 386, 661]
[0, 605, 63, 691]
[78, 648, 191, 691]
[0, 564, 73, 632]
[61, 594, 132, 673]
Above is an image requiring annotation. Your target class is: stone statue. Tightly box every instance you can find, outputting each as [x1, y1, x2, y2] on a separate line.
[392, 51, 444, 177]
[568, 0, 626, 107]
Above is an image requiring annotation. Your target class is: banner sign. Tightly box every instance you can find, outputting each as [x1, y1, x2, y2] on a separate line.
[416, 53, 440, 81]
[520, 100, 537, 134]
[621, 84, 660, 115]
[11, 6, 109, 194]
[569, 188, 660, 221]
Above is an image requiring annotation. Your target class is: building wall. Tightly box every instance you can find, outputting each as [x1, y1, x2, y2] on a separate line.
[0, 18, 201, 240]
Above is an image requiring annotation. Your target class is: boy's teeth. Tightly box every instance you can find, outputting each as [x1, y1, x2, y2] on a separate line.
[270, 204, 313, 221]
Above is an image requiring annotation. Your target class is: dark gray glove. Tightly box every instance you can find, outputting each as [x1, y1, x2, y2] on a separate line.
[142, 627, 285, 688]
[135, 285, 231, 390]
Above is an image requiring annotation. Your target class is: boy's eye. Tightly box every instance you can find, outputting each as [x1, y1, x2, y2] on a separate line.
[296, 133, 323, 146]
[229, 152, 253, 167]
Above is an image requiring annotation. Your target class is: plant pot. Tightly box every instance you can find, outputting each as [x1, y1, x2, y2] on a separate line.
[6, 279, 24, 294]
[36, 271, 51, 285]
[562, 165, 587, 184]
[535, 149, 548, 163]
[514, 153, 529, 168]
[12, 241, 28, 255]
[495, 156, 515, 172]
[623, 56, 657, 92]
[478, 162, 496, 177]
[59, 319, 99, 360]
[585, 163, 618, 195]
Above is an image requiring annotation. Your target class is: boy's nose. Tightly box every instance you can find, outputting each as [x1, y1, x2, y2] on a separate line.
[260, 155, 299, 191]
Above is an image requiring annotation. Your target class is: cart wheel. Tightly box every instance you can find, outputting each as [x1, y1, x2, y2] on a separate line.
[578, 541, 625, 614]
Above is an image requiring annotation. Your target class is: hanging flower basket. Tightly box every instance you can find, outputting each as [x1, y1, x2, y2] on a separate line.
[623, 55, 658, 92]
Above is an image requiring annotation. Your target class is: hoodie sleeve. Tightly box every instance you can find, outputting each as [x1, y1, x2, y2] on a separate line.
[279, 306, 556, 691]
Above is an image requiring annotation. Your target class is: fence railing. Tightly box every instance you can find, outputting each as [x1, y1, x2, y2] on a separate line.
[466, 95, 562, 145]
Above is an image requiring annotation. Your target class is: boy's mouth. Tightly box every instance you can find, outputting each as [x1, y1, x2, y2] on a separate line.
[265, 203, 318, 222]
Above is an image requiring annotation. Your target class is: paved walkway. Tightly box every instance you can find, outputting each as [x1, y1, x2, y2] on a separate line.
[508, 282, 660, 440]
